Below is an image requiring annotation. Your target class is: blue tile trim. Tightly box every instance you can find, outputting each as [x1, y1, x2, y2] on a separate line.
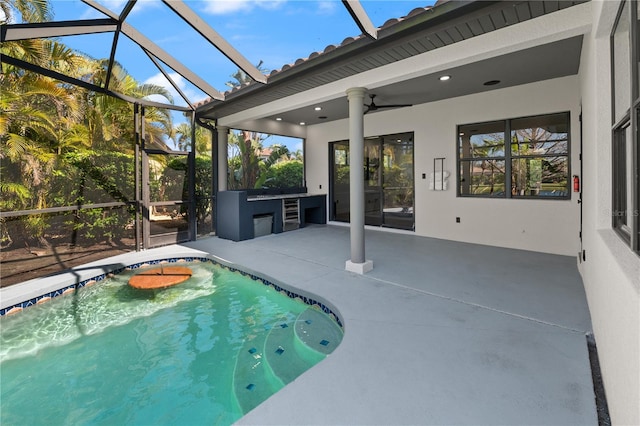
[0, 257, 344, 328]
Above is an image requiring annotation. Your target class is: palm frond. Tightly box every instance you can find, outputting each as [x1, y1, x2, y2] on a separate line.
[0, 180, 31, 201]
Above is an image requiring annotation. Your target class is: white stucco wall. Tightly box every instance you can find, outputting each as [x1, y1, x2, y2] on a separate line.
[306, 76, 581, 256]
[221, 2, 639, 420]
[577, 2, 640, 424]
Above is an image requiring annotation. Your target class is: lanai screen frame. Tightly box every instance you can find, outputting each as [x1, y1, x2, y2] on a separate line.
[0, 0, 380, 254]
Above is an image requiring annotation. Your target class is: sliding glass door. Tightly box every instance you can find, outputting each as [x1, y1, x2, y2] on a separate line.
[330, 132, 414, 230]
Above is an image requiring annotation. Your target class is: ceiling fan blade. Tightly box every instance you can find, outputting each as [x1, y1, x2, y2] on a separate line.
[362, 95, 411, 114]
[376, 103, 412, 108]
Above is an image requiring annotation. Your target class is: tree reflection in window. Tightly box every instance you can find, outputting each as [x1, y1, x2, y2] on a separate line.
[458, 113, 570, 199]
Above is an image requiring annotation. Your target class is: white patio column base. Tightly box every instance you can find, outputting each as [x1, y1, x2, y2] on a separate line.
[345, 259, 374, 274]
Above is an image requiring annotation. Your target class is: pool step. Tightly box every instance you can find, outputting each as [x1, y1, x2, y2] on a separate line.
[232, 309, 344, 415]
[262, 311, 325, 385]
[232, 325, 284, 414]
[294, 308, 343, 355]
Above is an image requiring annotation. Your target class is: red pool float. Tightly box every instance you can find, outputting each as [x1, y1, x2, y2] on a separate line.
[128, 265, 193, 289]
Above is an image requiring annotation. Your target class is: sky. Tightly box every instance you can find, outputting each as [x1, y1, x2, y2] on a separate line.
[46, 1, 436, 150]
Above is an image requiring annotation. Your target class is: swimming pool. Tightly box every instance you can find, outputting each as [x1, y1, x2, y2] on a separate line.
[0, 260, 343, 425]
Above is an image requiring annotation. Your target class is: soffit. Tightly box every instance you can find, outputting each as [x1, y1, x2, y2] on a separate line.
[264, 35, 583, 126]
[197, 0, 589, 121]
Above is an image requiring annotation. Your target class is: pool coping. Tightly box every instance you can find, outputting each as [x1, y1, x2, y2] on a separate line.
[0, 246, 343, 328]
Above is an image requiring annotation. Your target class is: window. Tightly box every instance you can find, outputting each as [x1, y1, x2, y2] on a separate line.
[226, 130, 304, 190]
[613, 122, 633, 242]
[611, 0, 640, 254]
[458, 113, 570, 199]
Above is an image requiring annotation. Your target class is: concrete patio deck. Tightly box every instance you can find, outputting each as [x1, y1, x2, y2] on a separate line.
[1, 224, 597, 424]
[182, 224, 596, 425]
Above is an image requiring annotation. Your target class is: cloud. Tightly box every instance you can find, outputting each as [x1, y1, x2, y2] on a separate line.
[80, 0, 126, 19]
[201, 0, 286, 15]
[143, 72, 208, 106]
[316, 1, 337, 15]
[79, 0, 159, 19]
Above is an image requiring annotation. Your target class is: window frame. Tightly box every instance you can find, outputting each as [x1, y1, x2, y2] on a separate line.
[457, 112, 571, 200]
[610, 0, 640, 255]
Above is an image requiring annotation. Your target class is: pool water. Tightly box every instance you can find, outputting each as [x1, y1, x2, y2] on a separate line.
[0, 261, 343, 425]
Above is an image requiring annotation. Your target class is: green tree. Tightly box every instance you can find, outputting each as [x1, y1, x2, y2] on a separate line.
[173, 121, 211, 153]
[1, 37, 82, 248]
[0, 0, 51, 23]
[263, 160, 303, 188]
[83, 59, 173, 151]
[58, 151, 136, 245]
[228, 132, 290, 189]
[228, 130, 263, 189]
[225, 60, 268, 89]
[1, 0, 175, 248]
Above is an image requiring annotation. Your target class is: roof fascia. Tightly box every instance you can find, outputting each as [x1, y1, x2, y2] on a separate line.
[376, 0, 486, 40]
[161, 0, 267, 84]
[1, 19, 117, 41]
[342, 0, 378, 39]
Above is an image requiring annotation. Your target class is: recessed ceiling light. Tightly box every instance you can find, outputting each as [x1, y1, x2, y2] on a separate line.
[439, 75, 451, 81]
[314, 106, 322, 111]
[275, 117, 282, 121]
[459, 132, 465, 136]
[299, 122, 306, 126]
[483, 80, 501, 86]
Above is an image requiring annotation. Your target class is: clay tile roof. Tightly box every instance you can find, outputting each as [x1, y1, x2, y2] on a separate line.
[246, 4, 434, 83]
[195, 4, 437, 109]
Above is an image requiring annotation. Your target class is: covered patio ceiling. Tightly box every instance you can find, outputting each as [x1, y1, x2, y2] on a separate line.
[196, 0, 587, 129]
[230, 35, 584, 128]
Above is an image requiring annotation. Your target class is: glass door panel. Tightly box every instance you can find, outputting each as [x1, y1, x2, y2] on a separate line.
[332, 142, 350, 222]
[364, 138, 382, 226]
[382, 136, 414, 230]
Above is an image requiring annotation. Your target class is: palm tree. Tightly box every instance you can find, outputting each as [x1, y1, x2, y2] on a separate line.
[0, 0, 51, 23]
[83, 59, 174, 151]
[290, 149, 304, 161]
[1, 0, 52, 69]
[0, 39, 83, 247]
[228, 130, 290, 189]
[225, 60, 268, 89]
[1, 0, 177, 249]
[173, 121, 211, 153]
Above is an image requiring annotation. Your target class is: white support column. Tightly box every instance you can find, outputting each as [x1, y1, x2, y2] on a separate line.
[345, 87, 373, 274]
[217, 126, 229, 191]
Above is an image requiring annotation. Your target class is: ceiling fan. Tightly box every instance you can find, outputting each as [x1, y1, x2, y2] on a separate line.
[364, 94, 412, 114]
